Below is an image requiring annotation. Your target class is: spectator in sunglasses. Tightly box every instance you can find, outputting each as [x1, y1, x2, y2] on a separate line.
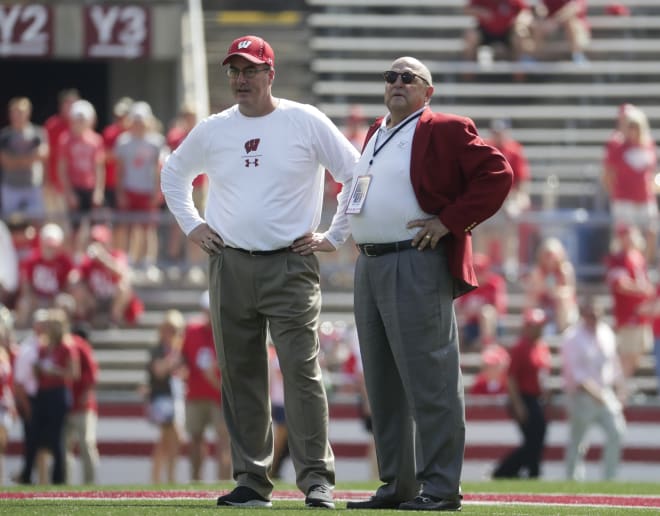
[346, 56, 512, 511]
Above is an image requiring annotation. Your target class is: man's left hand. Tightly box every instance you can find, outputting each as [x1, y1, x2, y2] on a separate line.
[408, 217, 449, 250]
[291, 232, 336, 255]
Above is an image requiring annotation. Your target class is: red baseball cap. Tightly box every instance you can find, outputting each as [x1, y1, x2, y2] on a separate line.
[222, 35, 275, 67]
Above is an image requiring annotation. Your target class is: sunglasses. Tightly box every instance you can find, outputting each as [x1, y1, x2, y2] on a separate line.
[383, 70, 428, 85]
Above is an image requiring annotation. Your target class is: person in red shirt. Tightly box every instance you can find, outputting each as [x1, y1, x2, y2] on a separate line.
[18, 308, 80, 484]
[455, 253, 507, 351]
[0, 308, 17, 484]
[57, 100, 106, 244]
[492, 308, 551, 478]
[463, 0, 535, 63]
[606, 225, 654, 384]
[65, 335, 98, 483]
[478, 119, 532, 276]
[55, 294, 99, 484]
[15, 223, 74, 328]
[643, 271, 660, 397]
[532, 0, 590, 64]
[44, 89, 79, 220]
[468, 343, 510, 396]
[602, 105, 658, 264]
[69, 224, 143, 328]
[164, 104, 208, 284]
[180, 290, 231, 481]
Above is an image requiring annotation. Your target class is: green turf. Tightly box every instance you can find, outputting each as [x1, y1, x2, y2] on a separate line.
[463, 480, 660, 496]
[0, 499, 658, 515]
[1, 481, 659, 515]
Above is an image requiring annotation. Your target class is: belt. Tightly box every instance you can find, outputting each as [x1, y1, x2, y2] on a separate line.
[226, 246, 290, 256]
[356, 239, 414, 257]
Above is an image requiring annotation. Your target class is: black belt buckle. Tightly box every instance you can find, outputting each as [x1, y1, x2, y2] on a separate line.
[229, 246, 289, 256]
[361, 244, 378, 257]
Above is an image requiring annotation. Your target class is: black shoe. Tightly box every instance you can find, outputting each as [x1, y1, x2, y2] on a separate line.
[216, 486, 272, 507]
[346, 496, 402, 509]
[10, 471, 31, 485]
[399, 493, 462, 511]
[305, 484, 335, 509]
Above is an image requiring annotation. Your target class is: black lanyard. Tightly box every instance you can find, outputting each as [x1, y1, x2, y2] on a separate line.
[369, 112, 422, 166]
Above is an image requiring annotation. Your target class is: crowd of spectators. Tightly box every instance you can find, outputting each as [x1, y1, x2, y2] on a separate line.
[463, 0, 591, 67]
[1, 3, 659, 484]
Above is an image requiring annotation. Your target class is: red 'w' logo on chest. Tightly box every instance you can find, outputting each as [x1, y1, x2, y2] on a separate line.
[244, 138, 260, 153]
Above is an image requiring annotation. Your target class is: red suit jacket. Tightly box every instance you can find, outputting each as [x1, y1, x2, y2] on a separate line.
[363, 108, 513, 297]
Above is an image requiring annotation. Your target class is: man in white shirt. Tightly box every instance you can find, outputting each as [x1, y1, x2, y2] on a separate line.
[161, 34, 358, 509]
[561, 297, 627, 480]
[345, 57, 512, 511]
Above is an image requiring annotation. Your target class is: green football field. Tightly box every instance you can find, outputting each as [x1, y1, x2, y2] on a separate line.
[1, 480, 660, 515]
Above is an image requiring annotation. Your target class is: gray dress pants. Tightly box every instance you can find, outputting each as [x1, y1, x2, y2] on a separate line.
[354, 242, 465, 501]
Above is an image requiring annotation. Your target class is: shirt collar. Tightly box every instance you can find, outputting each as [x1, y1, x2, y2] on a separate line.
[380, 107, 425, 132]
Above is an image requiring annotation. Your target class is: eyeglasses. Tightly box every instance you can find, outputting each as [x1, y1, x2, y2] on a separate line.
[383, 70, 428, 85]
[226, 66, 271, 79]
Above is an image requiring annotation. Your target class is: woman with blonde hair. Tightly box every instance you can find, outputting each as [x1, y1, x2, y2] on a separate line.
[524, 237, 578, 333]
[19, 308, 79, 484]
[146, 309, 186, 483]
[602, 105, 658, 264]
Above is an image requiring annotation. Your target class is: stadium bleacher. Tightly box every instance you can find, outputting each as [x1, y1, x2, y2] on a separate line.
[8, 0, 660, 484]
[308, 0, 660, 205]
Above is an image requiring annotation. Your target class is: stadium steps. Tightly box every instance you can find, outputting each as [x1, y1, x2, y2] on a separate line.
[76, 278, 658, 403]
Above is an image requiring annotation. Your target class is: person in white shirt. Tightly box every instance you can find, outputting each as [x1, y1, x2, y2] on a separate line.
[561, 297, 627, 481]
[160, 35, 358, 509]
[0, 219, 18, 307]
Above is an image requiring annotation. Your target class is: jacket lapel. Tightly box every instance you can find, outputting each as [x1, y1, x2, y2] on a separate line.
[410, 108, 433, 180]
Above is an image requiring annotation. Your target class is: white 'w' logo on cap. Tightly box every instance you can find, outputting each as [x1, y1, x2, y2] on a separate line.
[237, 41, 252, 49]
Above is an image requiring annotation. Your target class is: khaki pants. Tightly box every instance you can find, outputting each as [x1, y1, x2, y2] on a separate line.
[208, 248, 334, 498]
[65, 410, 99, 484]
[565, 391, 626, 481]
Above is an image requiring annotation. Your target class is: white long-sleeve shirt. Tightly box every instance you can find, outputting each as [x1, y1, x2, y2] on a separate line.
[161, 99, 358, 250]
[561, 320, 623, 393]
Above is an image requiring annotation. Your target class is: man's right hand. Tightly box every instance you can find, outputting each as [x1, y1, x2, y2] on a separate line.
[188, 223, 224, 255]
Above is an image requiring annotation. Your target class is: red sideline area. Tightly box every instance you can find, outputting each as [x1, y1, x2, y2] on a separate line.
[6, 402, 660, 462]
[1, 490, 660, 509]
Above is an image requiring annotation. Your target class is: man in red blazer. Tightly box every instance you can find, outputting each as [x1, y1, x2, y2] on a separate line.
[346, 56, 512, 512]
